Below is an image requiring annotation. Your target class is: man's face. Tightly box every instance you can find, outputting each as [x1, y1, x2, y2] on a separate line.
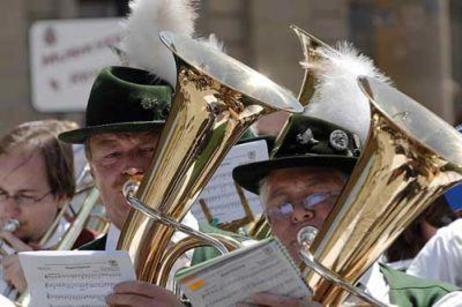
[262, 167, 346, 263]
[88, 131, 160, 229]
[0, 148, 63, 243]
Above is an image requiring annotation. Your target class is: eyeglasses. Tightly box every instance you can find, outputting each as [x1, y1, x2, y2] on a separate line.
[0, 190, 52, 207]
[265, 191, 340, 222]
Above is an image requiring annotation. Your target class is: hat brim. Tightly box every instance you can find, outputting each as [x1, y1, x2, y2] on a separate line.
[233, 154, 357, 194]
[59, 121, 165, 144]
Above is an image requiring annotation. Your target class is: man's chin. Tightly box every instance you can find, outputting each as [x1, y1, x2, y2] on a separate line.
[288, 240, 303, 264]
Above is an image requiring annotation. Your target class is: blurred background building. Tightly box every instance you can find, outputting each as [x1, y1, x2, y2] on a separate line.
[0, 0, 460, 134]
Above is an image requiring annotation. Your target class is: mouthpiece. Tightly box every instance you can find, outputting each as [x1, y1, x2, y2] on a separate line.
[122, 178, 141, 198]
[297, 226, 319, 248]
[2, 219, 20, 232]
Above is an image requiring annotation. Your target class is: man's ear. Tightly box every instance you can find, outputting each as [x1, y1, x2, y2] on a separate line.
[89, 163, 95, 179]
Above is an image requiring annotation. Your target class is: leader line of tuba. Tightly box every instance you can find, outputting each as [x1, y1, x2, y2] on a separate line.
[116, 27, 462, 306]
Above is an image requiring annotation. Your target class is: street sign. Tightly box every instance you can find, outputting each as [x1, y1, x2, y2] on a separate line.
[30, 18, 123, 112]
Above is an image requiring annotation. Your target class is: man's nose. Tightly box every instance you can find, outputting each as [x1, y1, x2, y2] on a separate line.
[122, 167, 145, 177]
[124, 150, 153, 174]
[2, 198, 21, 218]
[291, 206, 314, 224]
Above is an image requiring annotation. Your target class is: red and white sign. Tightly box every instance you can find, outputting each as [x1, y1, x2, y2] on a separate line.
[30, 18, 123, 112]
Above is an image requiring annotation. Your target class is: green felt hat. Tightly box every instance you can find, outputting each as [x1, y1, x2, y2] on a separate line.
[59, 66, 173, 144]
[232, 115, 362, 194]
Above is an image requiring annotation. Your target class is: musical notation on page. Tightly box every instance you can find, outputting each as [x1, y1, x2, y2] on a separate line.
[191, 139, 269, 224]
[19, 250, 136, 307]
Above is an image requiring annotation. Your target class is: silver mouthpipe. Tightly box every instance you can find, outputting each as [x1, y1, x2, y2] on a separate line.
[124, 194, 228, 255]
[2, 219, 20, 232]
[297, 226, 388, 306]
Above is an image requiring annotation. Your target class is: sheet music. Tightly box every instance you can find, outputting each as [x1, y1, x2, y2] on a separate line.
[191, 139, 269, 224]
[0, 294, 15, 307]
[19, 250, 135, 307]
[177, 238, 310, 307]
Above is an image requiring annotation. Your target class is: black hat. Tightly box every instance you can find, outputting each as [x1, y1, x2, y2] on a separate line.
[232, 115, 362, 194]
[59, 66, 173, 144]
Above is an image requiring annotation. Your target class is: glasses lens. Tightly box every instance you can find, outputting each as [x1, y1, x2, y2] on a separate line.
[16, 195, 38, 206]
[303, 192, 339, 210]
[267, 202, 294, 221]
[280, 202, 294, 215]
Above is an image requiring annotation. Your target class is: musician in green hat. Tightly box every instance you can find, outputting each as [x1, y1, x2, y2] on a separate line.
[59, 65, 195, 250]
[232, 114, 461, 306]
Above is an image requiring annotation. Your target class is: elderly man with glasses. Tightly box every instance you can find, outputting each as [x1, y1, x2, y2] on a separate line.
[231, 115, 462, 307]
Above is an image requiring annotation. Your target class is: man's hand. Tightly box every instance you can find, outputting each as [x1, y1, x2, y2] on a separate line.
[2, 255, 27, 292]
[0, 231, 34, 293]
[105, 281, 185, 307]
[0, 231, 37, 252]
[237, 292, 321, 307]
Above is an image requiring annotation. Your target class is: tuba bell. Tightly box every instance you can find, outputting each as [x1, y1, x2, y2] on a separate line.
[299, 76, 462, 305]
[117, 31, 303, 286]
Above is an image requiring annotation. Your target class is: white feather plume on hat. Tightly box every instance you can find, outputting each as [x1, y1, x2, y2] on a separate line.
[301, 42, 390, 144]
[121, 0, 198, 87]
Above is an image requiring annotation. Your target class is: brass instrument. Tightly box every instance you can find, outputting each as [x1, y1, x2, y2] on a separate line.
[298, 77, 462, 305]
[35, 165, 92, 247]
[0, 218, 20, 301]
[1, 219, 22, 300]
[117, 31, 303, 286]
[39, 164, 108, 249]
[122, 178, 242, 288]
[297, 227, 386, 306]
[274, 24, 385, 305]
[1, 220, 19, 233]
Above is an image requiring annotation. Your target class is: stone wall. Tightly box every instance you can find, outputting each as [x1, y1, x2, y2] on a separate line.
[0, 0, 456, 135]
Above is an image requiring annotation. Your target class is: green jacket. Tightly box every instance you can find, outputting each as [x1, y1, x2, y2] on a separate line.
[380, 264, 459, 306]
[191, 223, 249, 265]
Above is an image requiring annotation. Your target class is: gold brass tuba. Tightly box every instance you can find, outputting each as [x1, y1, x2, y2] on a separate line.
[117, 31, 303, 286]
[299, 76, 462, 305]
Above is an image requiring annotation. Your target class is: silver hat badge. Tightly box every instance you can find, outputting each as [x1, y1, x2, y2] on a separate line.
[329, 129, 349, 151]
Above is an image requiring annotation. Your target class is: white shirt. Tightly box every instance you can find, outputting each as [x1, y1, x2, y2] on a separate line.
[105, 224, 120, 252]
[407, 219, 462, 287]
[358, 262, 391, 305]
[433, 291, 462, 306]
